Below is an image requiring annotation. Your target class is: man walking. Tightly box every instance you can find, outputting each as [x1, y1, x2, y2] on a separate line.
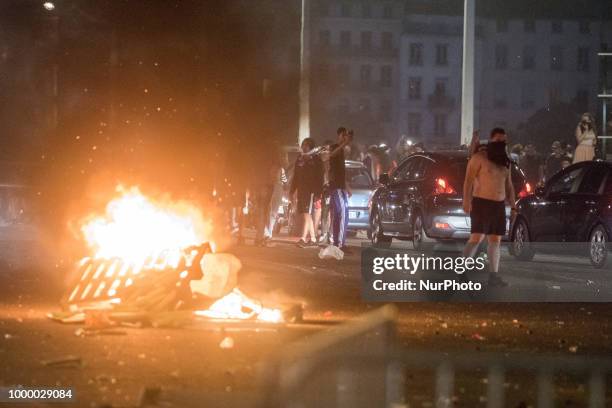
[328, 127, 353, 252]
[463, 128, 516, 287]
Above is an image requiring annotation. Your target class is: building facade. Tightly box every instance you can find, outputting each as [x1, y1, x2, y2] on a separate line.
[309, 0, 610, 148]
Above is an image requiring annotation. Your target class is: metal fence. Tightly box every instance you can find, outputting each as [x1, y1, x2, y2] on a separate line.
[260, 305, 612, 408]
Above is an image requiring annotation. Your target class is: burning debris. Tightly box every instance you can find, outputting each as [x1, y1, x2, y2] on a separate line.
[49, 186, 298, 327]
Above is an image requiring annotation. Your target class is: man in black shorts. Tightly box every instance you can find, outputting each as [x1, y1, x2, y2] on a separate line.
[463, 128, 516, 287]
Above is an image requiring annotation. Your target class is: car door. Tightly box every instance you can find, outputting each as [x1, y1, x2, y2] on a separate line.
[564, 164, 608, 241]
[531, 165, 585, 241]
[383, 157, 422, 232]
[380, 158, 416, 226]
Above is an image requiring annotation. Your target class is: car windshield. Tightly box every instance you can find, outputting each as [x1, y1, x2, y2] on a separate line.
[346, 167, 373, 189]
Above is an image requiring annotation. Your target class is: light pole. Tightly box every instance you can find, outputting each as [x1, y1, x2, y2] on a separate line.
[460, 0, 475, 145]
[298, 0, 310, 145]
[43, 1, 59, 137]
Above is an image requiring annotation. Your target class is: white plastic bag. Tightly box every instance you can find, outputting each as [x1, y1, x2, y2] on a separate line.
[190, 253, 240, 298]
[318, 245, 344, 260]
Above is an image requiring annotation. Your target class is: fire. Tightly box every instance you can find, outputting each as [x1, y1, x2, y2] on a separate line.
[69, 185, 284, 324]
[195, 288, 283, 323]
[80, 186, 211, 267]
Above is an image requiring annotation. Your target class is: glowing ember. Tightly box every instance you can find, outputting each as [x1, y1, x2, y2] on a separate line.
[80, 186, 211, 267]
[195, 288, 284, 323]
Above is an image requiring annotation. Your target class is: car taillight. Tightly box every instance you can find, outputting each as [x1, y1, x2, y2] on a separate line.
[518, 182, 532, 198]
[434, 177, 456, 195]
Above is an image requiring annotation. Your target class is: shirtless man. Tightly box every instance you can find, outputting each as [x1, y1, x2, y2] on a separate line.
[463, 128, 516, 287]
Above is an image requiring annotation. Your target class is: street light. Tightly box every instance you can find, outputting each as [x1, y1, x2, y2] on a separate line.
[43, 1, 55, 11]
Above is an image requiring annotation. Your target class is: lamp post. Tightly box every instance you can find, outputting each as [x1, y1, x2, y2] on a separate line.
[460, 0, 475, 145]
[298, 0, 310, 145]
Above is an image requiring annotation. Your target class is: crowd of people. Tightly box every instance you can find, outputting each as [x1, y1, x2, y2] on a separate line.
[221, 112, 600, 254]
[510, 112, 598, 187]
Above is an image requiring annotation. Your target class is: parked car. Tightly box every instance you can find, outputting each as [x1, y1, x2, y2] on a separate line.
[369, 151, 530, 248]
[345, 160, 374, 231]
[510, 160, 612, 268]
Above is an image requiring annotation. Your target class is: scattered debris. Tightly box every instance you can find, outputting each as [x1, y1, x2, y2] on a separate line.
[42, 355, 82, 368]
[318, 245, 344, 260]
[75, 327, 127, 337]
[472, 333, 486, 341]
[219, 336, 234, 349]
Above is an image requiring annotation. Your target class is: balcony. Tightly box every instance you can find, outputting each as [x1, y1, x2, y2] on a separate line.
[428, 93, 455, 110]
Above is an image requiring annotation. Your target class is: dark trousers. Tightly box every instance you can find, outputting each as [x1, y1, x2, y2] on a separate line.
[255, 185, 274, 241]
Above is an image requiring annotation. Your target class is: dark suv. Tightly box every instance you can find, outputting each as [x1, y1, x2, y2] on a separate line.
[511, 160, 612, 268]
[369, 151, 529, 248]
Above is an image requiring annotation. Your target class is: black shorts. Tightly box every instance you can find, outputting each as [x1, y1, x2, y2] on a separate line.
[296, 192, 321, 214]
[470, 197, 506, 236]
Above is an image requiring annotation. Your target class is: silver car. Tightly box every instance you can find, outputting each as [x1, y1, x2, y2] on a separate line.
[345, 160, 374, 231]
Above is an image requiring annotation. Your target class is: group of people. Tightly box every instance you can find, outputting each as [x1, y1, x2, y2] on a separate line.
[510, 113, 598, 187]
[289, 127, 354, 251]
[223, 127, 357, 252]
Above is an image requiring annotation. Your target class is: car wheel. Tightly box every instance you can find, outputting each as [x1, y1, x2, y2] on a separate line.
[511, 218, 535, 261]
[371, 210, 391, 246]
[412, 213, 431, 251]
[589, 225, 608, 269]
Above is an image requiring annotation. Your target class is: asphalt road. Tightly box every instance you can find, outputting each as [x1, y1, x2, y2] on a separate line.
[1, 233, 612, 407]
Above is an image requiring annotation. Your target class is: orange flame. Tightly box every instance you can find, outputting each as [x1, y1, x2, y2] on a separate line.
[80, 186, 211, 267]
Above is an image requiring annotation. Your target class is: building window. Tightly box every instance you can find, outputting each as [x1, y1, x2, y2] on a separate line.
[435, 44, 448, 66]
[407, 113, 422, 136]
[434, 114, 447, 137]
[362, 2, 371, 18]
[383, 4, 393, 19]
[409, 43, 423, 66]
[522, 45, 536, 70]
[524, 19, 535, 33]
[495, 44, 508, 70]
[408, 77, 421, 100]
[381, 65, 392, 87]
[577, 47, 590, 72]
[521, 83, 536, 109]
[552, 21, 563, 33]
[361, 31, 372, 50]
[319, 30, 330, 47]
[380, 100, 392, 122]
[360, 65, 371, 88]
[340, 2, 351, 17]
[382, 32, 393, 50]
[496, 19, 508, 33]
[579, 20, 590, 34]
[340, 31, 351, 48]
[550, 46, 564, 71]
[434, 78, 448, 96]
